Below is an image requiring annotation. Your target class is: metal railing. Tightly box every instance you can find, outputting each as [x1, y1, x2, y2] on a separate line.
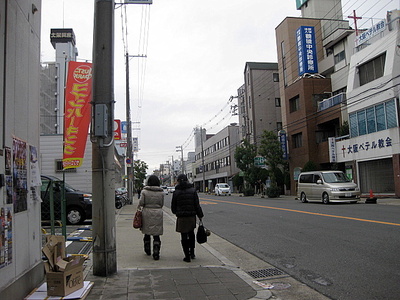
[318, 93, 346, 111]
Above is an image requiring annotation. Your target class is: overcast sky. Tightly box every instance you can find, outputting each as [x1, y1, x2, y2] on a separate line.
[40, 0, 399, 173]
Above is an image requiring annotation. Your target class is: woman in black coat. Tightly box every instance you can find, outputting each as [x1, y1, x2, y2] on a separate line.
[171, 174, 204, 262]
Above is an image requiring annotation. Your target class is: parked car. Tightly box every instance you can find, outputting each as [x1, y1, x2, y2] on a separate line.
[215, 183, 231, 196]
[297, 171, 361, 204]
[161, 186, 169, 195]
[40, 175, 92, 225]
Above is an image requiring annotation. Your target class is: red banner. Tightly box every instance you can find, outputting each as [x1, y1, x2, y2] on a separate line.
[63, 61, 93, 169]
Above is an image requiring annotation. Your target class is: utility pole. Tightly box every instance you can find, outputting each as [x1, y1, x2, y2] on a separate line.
[125, 52, 133, 204]
[125, 54, 146, 203]
[200, 127, 206, 192]
[92, 0, 117, 276]
[176, 145, 184, 174]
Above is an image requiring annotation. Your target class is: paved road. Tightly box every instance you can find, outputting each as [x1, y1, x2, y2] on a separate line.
[163, 194, 400, 300]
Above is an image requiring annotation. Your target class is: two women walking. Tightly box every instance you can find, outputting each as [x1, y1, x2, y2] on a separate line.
[137, 173, 204, 262]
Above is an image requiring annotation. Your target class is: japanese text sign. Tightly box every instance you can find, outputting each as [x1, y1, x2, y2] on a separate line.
[296, 26, 318, 76]
[63, 61, 93, 169]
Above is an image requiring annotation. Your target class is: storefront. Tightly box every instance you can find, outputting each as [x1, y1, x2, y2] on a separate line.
[335, 128, 400, 196]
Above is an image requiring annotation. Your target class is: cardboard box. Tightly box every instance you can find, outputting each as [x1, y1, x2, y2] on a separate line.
[46, 256, 85, 296]
[42, 235, 86, 297]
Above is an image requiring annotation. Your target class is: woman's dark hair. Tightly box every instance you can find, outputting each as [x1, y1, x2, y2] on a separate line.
[147, 175, 160, 186]
[177, 174, 188, 182]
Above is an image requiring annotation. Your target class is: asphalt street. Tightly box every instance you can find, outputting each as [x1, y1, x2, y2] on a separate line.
[162, 194, 400, 300]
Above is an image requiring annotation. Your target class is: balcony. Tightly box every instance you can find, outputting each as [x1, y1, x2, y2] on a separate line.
[318, 93, 346, 112]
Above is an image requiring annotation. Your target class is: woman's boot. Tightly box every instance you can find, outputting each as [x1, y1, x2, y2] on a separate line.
[181, 240, 191, 262]
[144, 240, 151, 256]
[190, 239, 196, 259]
[153, 240, 161, 260]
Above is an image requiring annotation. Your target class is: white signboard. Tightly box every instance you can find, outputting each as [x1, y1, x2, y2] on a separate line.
[328, 137, 337, 163]
[355, 20, 385, 47]
[335, 128, 400, 162]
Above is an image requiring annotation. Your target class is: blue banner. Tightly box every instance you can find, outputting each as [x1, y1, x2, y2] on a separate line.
[296, 26, 318, 76]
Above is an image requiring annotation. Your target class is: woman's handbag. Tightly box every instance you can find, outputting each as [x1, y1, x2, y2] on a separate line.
[133, 208, 142, 229]
[196, 220, 208, 244]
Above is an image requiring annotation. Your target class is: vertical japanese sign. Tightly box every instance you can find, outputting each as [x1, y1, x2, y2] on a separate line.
[279, 130, 288, 160]
[328, 137, 337, 163]
[63, 61, 93, 169]
[296, 26, 318, 76]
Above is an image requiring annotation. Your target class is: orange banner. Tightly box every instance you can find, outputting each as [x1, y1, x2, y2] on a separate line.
[63, 61, 93, 169]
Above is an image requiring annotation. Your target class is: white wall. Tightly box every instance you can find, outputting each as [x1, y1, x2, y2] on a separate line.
[40, 135, 93, 193]
[0, 0, 43, 298]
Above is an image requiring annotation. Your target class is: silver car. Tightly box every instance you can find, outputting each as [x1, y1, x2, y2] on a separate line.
[297, 171, 360, 204]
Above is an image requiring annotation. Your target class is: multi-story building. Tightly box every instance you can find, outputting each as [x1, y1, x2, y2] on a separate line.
[193, 125, 240, 192]
[239, 62, 282, 145]
[0, 1, 43, 298]
[39, 29, 97, 192]
[275, 0, 353, 194]
[334, 10, 400, 197]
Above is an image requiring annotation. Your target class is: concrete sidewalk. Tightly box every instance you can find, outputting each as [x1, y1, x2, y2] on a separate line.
[82, 194, 399, 300]
[83, 202, 328, 300]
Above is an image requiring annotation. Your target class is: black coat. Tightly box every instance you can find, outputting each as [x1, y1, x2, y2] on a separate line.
[171, 182, 204, 219]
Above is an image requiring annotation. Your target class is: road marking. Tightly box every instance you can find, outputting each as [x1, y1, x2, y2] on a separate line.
[200, 201, 218, 205]
[200, 197, 400, 227]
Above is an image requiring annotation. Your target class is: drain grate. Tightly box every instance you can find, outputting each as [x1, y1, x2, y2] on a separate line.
[247, 268, 286, 279]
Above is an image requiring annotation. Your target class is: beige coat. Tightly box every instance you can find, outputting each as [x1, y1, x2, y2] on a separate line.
[138, 186, 164, 236]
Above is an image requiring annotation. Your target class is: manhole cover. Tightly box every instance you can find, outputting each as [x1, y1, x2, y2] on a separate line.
[247, 268, 286, 279]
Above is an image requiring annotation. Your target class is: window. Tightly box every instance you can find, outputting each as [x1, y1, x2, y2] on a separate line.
[281, 41, 288, 86]
[55, 159, 76, 172]
[349, 99, 398, 137]
[248, 95, 251, 109]
[292, 132, 303, 148]
[358, 52, 386, 86]
[275, 98, 281, 107]
[273, 73, 279, 82]
[289, 95, 300, 112]
[334, 50, 345, 64]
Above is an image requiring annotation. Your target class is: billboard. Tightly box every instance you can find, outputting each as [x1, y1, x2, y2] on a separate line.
[296, 26, 318, 76]
[63, 61, 93, 169]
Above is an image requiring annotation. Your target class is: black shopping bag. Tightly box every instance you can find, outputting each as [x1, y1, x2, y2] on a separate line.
[196, 220, 207, 244]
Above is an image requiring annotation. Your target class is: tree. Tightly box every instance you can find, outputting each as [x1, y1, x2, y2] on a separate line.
[133, 159, 148, 191]
[234, 139, 258, 193]
[258, 131, 284, 197]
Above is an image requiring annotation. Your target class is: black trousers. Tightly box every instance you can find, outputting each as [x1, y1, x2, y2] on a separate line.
[181, 231, 195, 245]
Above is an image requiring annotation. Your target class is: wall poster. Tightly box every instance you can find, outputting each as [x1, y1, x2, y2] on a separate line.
[13, 137, 28, 213]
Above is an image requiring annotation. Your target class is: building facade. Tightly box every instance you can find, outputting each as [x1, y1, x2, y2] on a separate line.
[0, 1, 44, 298]
[335, 10, 400, 197]
[239, 62, 282, 145]
[193, 125, 240, 193]
[275, 0, 354, 194]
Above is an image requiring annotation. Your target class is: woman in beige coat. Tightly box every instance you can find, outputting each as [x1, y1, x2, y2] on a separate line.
[138, 175, 164, 260]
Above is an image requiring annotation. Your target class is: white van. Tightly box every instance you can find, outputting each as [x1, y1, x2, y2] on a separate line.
[215, 183, 231, 196]
[297, 171, 360, 204]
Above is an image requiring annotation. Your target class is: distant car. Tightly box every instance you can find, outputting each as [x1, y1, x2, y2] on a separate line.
[167, 186, 175, 193]
[215, 183, 231, 196]
[40, 175, 92, 225]
[161, 186, 169, 195]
